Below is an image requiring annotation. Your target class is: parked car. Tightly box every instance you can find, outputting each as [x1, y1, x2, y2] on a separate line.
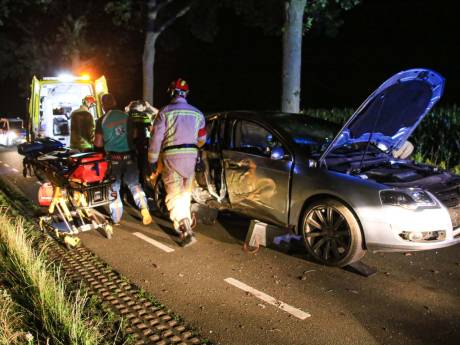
[0, 118, 26, 146]
[151, 68, 460, 267]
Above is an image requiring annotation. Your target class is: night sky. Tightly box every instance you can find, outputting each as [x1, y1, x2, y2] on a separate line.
[1, 0, 459, 116]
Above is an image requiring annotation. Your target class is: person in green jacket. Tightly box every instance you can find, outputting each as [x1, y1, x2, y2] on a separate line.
[70, 95, 96, 151]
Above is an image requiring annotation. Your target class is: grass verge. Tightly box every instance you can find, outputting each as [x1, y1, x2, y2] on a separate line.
[0, 191, 104, 344]
[0, 285, 32, 345]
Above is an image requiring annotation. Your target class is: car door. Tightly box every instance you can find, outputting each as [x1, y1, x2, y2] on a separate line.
[94, 76, 108, 118]
[197, 114, 226, 202]
[28, 76, 41, 140]
[222, 118, 292, 226]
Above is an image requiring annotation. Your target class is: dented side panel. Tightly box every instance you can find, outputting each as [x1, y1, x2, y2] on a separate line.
[222, 149, 292, 226]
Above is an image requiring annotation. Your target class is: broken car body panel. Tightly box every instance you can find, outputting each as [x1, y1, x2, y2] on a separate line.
[191, 69, 460, 266]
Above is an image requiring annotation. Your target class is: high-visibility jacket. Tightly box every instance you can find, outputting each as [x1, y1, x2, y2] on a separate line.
[148, 97, 206, 177]
[70, 107, 94, 150]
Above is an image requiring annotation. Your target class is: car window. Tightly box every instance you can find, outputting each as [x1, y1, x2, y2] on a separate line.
[233, 120, 282, 157]
[206, 119, 219, 146]
[205, 120, 214, 145]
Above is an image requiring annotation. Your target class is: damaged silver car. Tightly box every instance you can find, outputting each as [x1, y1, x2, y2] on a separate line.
[154, 68, 460, 267]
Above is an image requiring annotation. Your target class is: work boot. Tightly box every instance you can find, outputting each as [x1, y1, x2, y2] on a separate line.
[141, 208, 153, 225]
[178, 218, 195, 247]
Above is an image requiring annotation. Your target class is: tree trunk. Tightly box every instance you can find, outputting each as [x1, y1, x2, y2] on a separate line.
[281, 0, 307, 113]
[143, 31, 157, 104]
[71, 49, 81, 73]
[143, 0, 158, 104]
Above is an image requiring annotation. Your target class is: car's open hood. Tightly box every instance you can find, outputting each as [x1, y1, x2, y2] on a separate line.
[319, 68, 445, 165]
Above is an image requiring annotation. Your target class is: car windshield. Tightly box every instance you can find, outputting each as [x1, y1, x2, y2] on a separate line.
[9, 120, 23, 130]
[270, 113, 340, 155]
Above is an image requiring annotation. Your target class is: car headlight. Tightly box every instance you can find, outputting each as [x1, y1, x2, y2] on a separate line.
[380, 189, 437, 209]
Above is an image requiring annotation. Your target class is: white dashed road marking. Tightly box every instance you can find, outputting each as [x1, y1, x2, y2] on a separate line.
[133, 232, 175, 253]
[224, 277, 311, 320]
[3, 163, 9, 168]
[11, 168, 19, 173]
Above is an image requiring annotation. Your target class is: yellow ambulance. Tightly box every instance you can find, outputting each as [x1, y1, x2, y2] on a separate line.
[27, 74, 108, 146]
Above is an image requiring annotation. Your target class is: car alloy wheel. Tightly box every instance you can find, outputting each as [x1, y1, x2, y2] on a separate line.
[302, 198, 365, 267]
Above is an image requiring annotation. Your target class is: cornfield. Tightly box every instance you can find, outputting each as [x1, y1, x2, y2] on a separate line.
[304, 106, 460, 172]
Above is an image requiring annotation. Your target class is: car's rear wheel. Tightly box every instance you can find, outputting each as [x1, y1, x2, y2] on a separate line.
[301, 198, 365, 267]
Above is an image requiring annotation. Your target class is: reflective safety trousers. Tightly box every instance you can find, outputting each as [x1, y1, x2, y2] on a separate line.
[161, 157, 195, 230]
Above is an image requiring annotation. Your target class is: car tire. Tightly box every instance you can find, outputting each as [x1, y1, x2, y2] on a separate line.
[301, 198, 365, 267]
[152, 179, 169, 218]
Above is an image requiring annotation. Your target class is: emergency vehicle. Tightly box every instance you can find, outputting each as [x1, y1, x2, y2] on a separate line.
[27, 74, 108, 146]
[0, 117, 26, 146]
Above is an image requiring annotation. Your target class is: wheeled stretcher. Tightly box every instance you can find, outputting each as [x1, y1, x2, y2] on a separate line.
[18, 138, 114, 248]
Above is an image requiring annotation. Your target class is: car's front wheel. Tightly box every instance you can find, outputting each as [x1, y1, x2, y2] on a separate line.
[152, 179, 169, 218]
[301, 198, 365, 267]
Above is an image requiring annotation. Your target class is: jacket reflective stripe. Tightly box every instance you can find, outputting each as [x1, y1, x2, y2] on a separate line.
[164, 110, 202, 147]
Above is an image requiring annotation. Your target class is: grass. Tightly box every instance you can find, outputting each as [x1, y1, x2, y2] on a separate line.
[0, 177, 141, 344]
[0, 162, 206, 344]
[0, 191, 104, 345]
[0, 286, 33, 345]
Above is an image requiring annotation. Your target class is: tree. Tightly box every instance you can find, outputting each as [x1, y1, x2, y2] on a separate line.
[106, 0, 192, 104]
[210, 0, 361, 113]
[0, 0, 132, 98]
[282, 0, 361, 113]
[282, 0, 307, 113]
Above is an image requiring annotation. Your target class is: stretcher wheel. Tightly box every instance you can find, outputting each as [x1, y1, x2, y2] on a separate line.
[63, 235, 80, 250]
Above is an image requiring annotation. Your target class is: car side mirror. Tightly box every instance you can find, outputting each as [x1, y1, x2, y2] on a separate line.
[270, 146, 286, 160]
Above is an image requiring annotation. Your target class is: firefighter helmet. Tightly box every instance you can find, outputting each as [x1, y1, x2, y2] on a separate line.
[168, 78, 189, 97]
[82, 95, 96, 108]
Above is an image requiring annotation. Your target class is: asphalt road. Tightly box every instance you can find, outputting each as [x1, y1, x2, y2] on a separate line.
[1, 146, 459, 345]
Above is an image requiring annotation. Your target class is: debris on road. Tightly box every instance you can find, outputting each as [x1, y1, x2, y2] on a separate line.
[298, 269, 316, 280]
[346, 288, 359, 295]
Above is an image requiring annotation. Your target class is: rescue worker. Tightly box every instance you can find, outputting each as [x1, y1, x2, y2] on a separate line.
[125, 100, 159, 178]
[94, 93, 153, 226]
[148, 78, 206, 246]
[70, 95, 96, 151]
